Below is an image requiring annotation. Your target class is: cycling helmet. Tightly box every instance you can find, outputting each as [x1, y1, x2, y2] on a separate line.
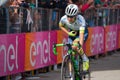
[65, 4, 79, 17]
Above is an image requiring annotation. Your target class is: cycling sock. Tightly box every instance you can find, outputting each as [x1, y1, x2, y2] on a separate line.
[81, 54, 89, 62]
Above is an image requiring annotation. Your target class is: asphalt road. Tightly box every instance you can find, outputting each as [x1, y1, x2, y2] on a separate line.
[25, 50, 120, 80]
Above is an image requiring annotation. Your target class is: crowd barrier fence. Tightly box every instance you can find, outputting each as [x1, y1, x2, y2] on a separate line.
[0, 7, 120, 34]
[0, 24, 120, 77]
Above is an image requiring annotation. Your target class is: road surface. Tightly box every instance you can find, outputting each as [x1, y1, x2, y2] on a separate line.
[25, 51, 120, 80]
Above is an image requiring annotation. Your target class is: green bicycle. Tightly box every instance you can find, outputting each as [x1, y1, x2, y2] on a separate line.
[53, 43, 91, 80]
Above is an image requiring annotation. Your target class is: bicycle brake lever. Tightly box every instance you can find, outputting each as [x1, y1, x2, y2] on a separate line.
[53, 44, 57, 55]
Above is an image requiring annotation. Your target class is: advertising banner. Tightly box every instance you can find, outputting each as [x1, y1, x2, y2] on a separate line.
[117, 24, 120, 48]
[85, 27, 105, 56]
[25, 31, 57, 71]
[0, 34, 25, 76]
[105, 25, 118, 51]
[57, 30, 68, 63]
[0, 24, 119, 77]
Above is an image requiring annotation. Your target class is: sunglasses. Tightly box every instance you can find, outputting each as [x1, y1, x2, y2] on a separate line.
[67, 15, 75, 18]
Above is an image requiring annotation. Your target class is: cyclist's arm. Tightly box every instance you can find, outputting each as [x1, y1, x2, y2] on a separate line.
[78, 15, 86, 46]
[59, 22, 69, 35]
[79, 27, 85, 46]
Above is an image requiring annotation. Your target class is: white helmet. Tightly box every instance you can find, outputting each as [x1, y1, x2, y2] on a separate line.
[65, 4, 79, 17]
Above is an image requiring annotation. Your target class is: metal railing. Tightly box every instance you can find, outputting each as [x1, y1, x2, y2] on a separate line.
[84, 8, 120, 27]
[0, 7, 120, 34]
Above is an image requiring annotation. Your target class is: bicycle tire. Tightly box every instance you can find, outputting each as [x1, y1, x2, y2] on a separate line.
[82, 72, 91, 80]
[82, 67, 91, 80]
[61, 54, 75, 80]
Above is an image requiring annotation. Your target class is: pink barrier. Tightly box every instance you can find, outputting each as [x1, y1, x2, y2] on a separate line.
[0, 34, 25, 77]
[25, 31, 57, 71]
[0, 24, 120, 77]
[56, 30, 68, 64]
[85, 27, 105, 56]
[117, 24, 120, 48]
[105, 25, 118, 52]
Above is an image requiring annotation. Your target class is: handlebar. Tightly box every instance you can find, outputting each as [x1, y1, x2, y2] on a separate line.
[53, 43, 80, 55]
[53, 43, 65, 55]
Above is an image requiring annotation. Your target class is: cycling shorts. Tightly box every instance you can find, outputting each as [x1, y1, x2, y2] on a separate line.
[68, 28, 88, 44]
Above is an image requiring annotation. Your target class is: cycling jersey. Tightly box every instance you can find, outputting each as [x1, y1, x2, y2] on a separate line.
[59, 14, 88, 41]
[59, 15, 86, 32]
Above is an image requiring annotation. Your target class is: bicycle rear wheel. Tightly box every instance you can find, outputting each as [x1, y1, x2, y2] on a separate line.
[78, 58, 91, 80]
[74, 55, 91, 80]
[61, 54, 75, 80]
[82, 72, 91, 80]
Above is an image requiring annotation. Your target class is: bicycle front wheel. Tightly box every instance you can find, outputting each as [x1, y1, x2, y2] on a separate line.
[61, 54, 75, 80]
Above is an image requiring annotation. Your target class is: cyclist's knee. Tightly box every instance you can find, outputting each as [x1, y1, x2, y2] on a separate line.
[72, 45, 78, 51]
[72, 41, 79, 50]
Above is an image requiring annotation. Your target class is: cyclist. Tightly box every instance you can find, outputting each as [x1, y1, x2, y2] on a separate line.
[59, 4, 89, 72]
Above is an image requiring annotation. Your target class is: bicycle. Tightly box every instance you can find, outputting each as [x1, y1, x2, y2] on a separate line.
[53, 43, 91, 80]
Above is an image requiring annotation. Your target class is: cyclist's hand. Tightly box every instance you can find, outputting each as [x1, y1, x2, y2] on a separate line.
[68, 31, 77, 37]
[53, 44, 57, 55]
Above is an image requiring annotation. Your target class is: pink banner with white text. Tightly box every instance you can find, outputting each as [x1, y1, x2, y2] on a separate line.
[0, 34, 25, 77]
[105, 25, 118, 52]
[0, 24, 120, 77]
[85, 27, 105, 56]
[56, 30, 68, 64]
[25, 31, 57, 71]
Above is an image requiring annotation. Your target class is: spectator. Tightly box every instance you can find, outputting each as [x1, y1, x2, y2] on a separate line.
[94, 0, 102, 8]
[101, 0, 109, 7]
[10, 0, 20, 19]
[38, 0, 47, 8]
[47, 0, 56, 8]
[21, 3, 31, 32]
[58, 0, 67, 9]
[80, 0, 94, 13]
[68, 0, 94, 14]
[19, 0, 28, 7]
[29, 0, 36, 8]
[10, 0, 19, 8]
[0, 7, 7, 34]
[54, 0, 60, 8]
[26, 4, 33, 32]
[94, 0, 110, 8]
[9, 10, 21, 33]
[109, 0, 120, 8]
[32, 10, 41, 32]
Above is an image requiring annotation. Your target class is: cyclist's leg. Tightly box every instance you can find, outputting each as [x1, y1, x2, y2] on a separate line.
[68, 38, 73, 72]
[72, 38, 89, 72]
[80, 49, 89, 71]
[83, 29, 90, 72]
[68, 37, 80, 79]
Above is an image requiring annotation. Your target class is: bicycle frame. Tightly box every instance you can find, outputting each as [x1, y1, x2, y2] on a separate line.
[53, 43, 82, 80]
